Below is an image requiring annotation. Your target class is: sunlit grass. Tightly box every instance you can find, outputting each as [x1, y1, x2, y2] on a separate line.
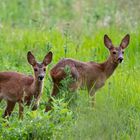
[0, 0, 140, 139]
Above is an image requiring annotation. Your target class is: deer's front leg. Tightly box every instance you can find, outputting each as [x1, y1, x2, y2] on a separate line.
[88, 86, 97, 107]
[3, 101, 16, 118]
[18, 100, 24, 119]
[0, 98, 2, 103]
[88, 80, 105, 107]
[45, 83, 59, 112]
[32, 93, 42, 111]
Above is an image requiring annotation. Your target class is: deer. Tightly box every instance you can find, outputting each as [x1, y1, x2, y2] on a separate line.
[0, 51, 52, 118]
[45, 34, 130, 112]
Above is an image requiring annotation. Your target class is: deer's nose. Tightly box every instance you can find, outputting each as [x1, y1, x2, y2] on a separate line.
[118, 57, 123, 63]
[38, 75, 44, 81]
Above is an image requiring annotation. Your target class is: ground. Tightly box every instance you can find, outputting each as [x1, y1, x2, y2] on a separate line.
[0, 0, 140, 139]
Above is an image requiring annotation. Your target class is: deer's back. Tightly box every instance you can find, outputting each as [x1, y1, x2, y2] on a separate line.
[51, 58, 86, 70]
[0, 72, 34, 101]
[50, 58, 104, 86]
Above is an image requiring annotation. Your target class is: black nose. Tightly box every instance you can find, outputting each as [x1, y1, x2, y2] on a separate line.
[118, 57, 123, 63]
[38, 75, 44, 80]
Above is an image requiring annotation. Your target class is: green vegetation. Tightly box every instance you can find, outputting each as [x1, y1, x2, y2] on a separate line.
[0, 0, 140, 139]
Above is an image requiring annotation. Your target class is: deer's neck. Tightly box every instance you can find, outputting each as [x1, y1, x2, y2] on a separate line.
[32, 79, 43, 97]
[101, 56, 118, 78]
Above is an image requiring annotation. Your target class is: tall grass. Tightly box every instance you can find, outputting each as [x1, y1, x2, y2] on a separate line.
[0, 0, 140, 139]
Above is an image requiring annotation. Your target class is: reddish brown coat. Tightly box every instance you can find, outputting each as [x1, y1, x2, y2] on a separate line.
[0, 51, 52, 118]
[45, 34, 130, 111]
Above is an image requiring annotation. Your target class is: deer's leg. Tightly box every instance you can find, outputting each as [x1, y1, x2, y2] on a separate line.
[0, 98, 2, 103]
[18, 100, 24, 119]
[51, 83, 59, 97]
[24, 96, 32, 106]
[88, 82, 99, 107]
[88, 80, 105, 107]
[45, 67, 79, 112]
[45, 83, 59, 112]
[69, 67, 79, 91]
[69, 82, 79, 92]
[3, 101, 16, 118]
[32, 93, 42, 111]
[88, 86, 97, 107]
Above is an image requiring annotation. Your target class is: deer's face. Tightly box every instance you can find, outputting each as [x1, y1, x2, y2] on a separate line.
[33, 63, 47, 81]
[109, 47, 124, 63]
[27, 51, 53, 81]
[104, 34, 130, 64]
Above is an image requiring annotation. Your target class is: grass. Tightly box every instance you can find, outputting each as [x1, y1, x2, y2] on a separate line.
[0, 0, 140, 139]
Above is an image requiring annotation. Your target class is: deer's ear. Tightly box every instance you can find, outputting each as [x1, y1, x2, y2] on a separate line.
[120, 34, 130, 49]
[43, 51, 53, 66]
[27, 51, 36, 66]
[104, 34, 113, 49]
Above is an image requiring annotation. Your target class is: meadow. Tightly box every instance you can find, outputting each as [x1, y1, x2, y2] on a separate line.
[0, 0, 140, 139]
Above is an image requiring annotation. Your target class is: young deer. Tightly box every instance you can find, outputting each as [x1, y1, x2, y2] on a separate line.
[45, 34, 130, 112]
[0, 51, 52, 118]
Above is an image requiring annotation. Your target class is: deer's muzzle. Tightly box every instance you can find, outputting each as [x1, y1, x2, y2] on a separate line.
[38, 75, 44, 81]
[118, 57, 123, 63]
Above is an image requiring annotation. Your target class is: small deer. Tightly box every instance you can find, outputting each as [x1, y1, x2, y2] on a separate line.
[45, 34, 130, 112]
[0, 51, 52, 118]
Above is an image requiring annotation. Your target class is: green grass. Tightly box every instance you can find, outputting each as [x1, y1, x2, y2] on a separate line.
[0, 0, 140, 139]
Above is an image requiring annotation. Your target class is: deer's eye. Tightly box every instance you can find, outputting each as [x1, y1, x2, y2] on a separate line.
[34, 68, 38, 72]
[43, 68, 46, 72]
[122, 51, 124, 54]
[113, 51, 116, 54]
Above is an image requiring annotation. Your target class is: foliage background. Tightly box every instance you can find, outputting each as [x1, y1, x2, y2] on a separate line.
[0, 0, 140, 139]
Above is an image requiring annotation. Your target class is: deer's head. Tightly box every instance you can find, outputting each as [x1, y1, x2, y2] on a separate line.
[104, 34, 130, 64]
[27, 51, 53, 81]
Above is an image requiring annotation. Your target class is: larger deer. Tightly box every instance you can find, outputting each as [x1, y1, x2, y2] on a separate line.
[0, 51, 52, 118]
[45, 34, 130, 112]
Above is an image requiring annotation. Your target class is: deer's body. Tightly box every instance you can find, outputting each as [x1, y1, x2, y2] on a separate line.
[50, 57, 118, 94]
[45, 34, 130, 112]
[0, 51, 52, 118]
[0, 72, 42, 102]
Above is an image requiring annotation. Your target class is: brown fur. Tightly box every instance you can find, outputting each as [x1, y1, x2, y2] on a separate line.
[0, 51, 53, 118]
[45, 34, 130, 112]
